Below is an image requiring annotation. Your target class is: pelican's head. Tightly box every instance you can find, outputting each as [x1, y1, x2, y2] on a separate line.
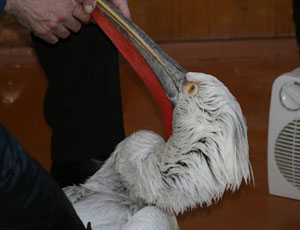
[152, 72, 252, 214]
[112, 72, 252, 215]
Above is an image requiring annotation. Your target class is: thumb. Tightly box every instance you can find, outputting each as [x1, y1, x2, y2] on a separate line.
[111, 0, 131, 19]
[83, 0, 97, 14]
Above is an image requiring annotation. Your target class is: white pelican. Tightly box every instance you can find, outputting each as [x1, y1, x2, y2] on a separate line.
[64, 1, 253, 229]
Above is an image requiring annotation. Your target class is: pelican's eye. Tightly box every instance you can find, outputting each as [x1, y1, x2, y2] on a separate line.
[184, 82, 198, 95]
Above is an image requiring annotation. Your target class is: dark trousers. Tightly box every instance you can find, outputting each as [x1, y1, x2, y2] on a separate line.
[31, 23, 125, 163]
[294, 0, 300, 54]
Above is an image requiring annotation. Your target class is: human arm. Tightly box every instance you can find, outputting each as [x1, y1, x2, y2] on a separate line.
[3, 0, 130, 44]
[0, 123, 87, 229]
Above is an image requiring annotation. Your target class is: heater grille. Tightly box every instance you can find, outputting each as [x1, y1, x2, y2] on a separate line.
[275, 119, 300, 190]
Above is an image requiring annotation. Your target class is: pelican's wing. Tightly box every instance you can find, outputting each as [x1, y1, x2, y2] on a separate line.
[63, 185, 96, 204]
[71, 192, 141, 230]
[121, 206, 178, 230]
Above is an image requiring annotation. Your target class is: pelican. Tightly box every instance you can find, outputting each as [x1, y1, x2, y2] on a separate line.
[64, 1, 252, 229]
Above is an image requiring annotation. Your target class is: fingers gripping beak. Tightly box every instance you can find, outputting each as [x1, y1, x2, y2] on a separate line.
[92, 0, 186, 105]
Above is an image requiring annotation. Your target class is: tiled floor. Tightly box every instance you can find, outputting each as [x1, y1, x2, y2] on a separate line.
[0, 38, 300, 229]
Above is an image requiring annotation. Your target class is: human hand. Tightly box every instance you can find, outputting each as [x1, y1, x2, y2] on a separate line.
[81, 0, 130, 19]
[5, 0, 91, 44]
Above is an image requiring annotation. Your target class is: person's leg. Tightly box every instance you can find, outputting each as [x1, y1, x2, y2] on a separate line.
[31, 23, 125, 187]
[293, 0, 300, 54]
[0, 123, 87, 230]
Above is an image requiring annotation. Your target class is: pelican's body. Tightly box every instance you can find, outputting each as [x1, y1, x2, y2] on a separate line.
[64, 132, 178, 230]
[64, 72, 252, 230]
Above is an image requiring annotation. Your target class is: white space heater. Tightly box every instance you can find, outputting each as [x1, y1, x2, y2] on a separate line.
[268, 68, 300, 200]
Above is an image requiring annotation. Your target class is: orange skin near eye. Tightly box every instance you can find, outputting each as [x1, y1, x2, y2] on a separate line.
[184, 81, 198, 95]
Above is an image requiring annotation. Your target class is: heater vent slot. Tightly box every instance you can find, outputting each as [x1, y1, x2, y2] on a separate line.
[275, 119, 300, 190]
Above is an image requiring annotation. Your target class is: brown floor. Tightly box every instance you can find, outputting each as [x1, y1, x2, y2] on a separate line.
[0, 38, 300, 229]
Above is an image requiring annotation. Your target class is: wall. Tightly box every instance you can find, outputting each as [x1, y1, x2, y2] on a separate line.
[0, 0, 295, 47]
[129, 0, 295, 41]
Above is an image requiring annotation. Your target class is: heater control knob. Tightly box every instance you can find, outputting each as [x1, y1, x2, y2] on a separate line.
[280, 81, 300, 111]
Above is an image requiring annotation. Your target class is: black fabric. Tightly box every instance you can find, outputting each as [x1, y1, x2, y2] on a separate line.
[293, 0, 300, 55]
[0, 123, 86, 230]
[31, 23, 125, 163]
[50, 159, 104, 187]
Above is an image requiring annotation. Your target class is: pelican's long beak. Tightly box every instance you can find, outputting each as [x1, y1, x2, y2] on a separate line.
[92, 0, 187, 137]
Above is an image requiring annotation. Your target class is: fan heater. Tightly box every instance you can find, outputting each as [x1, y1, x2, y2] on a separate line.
[268, 68, 300, 200]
